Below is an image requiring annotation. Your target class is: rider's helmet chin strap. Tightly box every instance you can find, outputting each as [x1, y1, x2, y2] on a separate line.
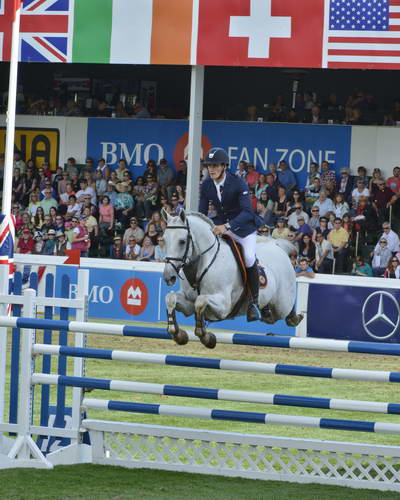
[214, 164, 227, 183]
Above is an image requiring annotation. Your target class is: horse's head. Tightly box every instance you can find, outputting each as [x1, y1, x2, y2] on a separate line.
[162, 209, 195, 286]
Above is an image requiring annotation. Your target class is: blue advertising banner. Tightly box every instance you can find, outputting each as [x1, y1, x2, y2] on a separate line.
[307, 284, 400, 343]
[55, 265, 293, 335]
[86, 119, 352, 188]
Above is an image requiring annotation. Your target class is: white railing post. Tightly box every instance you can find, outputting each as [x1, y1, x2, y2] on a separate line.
[71, 269, 90, 440]
[0, 266, 10, 452]
[6, 288, 52, 468]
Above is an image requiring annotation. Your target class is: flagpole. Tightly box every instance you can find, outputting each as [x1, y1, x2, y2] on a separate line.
[2, 1, 22, 216]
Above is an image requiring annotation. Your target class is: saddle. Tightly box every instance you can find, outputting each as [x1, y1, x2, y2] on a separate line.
[221, 234, 267, 319]
[221, 234, 268, 289]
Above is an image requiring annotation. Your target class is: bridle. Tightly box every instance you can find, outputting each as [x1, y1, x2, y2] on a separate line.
[165, 219, 220, 291]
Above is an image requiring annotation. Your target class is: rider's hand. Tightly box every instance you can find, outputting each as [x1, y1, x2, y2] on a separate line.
[213, 224, 228, 236]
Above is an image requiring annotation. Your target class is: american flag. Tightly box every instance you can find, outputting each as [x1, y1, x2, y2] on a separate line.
[0, 214, 15, 300]
[0, 0, 70, 62]
[324, 0, 400, 68]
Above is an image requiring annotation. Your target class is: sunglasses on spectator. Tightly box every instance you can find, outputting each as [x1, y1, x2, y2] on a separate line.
[393, 259, 399, 263]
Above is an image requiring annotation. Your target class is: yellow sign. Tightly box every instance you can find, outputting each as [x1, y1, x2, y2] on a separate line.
[0, 128, 60, 169]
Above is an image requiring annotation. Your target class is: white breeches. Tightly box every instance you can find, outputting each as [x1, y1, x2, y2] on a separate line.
[226, 231, 257, 267]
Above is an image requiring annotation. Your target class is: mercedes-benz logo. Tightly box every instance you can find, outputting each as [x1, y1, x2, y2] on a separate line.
[362, 291, 400, 340]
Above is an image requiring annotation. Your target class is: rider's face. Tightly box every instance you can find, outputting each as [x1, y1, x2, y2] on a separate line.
[207, 164, 225, 181]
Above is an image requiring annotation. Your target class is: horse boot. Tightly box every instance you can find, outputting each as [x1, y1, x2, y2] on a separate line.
[246, 262, 261, 322]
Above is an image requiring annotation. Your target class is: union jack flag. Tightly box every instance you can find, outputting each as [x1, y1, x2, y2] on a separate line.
[0, 0, 70, 63]
[0, 214, 15, 299]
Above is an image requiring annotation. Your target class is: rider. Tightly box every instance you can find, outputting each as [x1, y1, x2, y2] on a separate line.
[199, 147, 264, 322]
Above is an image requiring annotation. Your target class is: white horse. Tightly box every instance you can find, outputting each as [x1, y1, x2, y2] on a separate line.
[162, 210, 303, 348]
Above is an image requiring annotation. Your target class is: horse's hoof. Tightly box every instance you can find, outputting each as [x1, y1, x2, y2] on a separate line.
[201, 332, 217, 349]
[172, 329, 189, 345]
[285, 313, 304, 327]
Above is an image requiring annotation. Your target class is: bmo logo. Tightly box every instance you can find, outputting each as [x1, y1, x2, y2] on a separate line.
[120, 279, 148, 315]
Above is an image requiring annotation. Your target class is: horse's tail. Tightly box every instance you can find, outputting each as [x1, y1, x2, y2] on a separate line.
[274, 238, 296, 256]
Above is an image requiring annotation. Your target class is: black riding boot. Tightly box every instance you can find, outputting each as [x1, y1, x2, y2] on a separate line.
[246, 263, 261, 322]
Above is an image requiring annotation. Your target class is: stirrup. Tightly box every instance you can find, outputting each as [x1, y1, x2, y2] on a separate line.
[247, 302, 261, 322]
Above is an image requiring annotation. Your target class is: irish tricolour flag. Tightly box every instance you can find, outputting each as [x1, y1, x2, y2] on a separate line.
[72, 0, 195, 65]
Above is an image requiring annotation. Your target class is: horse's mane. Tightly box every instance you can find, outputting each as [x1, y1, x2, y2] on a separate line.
[186, 211, 215, 229]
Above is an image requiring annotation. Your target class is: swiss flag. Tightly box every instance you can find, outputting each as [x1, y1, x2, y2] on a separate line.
[197, 0, 324, 68]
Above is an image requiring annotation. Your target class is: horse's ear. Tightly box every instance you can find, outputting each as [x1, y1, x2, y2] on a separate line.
[161, 208, 170, 223]
[179, 209, 186, 224]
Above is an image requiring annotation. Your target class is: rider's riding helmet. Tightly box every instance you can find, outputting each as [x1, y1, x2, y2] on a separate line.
[204, 147, 229, 166]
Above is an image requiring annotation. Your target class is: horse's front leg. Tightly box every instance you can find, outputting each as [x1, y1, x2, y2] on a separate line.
[166, 291, 194, 345]
[194, 293, 230, 349]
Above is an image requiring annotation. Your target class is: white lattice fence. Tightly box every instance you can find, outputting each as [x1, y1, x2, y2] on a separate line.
[84, 420, 400, 491]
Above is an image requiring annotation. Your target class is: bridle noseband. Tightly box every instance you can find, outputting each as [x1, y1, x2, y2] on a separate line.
[165, 219, 220, 291]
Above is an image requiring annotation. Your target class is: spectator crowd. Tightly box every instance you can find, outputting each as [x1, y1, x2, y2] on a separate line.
[5, 151, 400, 278]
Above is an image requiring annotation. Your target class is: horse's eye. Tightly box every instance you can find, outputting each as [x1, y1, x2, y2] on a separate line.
[179, 239, 186, 245]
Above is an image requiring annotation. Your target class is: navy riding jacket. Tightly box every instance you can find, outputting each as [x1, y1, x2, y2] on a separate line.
[199, 172, 264, 238]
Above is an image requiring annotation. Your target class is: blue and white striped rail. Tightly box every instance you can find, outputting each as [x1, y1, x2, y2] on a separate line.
[3, 315, 400, 356]
[32, 373, 400, 415]
[82, 398, 400, 434]
[33, 344, 400, 384]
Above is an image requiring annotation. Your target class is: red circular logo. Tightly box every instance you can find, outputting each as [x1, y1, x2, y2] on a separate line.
[173, 133, 213, 170]
[120, 278, 149, 315]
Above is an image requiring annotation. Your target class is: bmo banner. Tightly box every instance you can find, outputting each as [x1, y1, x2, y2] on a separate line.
[307, 284, 400, 343]
[86, 119, 351, 188]
[55, 265, 293, 335]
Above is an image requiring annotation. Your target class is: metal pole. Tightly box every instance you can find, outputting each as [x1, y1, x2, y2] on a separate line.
[185, 65, 204, 211]
[2, 3, 22, 216]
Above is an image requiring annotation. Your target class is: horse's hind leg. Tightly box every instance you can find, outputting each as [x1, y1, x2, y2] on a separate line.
[166, 291, 193, 345]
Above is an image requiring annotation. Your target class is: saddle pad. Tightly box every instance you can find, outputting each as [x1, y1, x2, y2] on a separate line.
[258, 265, 268, 289]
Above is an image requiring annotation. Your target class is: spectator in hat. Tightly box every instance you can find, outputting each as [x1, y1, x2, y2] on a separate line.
[110, 235, 124, 259]
[33, 231, 44, 254]
[39, 188, 58, 215]
[42, 229, 57, 255]
[17, 228, 34, 254]
[55, 231, 68, 256]
[337, 167, 353, 201]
